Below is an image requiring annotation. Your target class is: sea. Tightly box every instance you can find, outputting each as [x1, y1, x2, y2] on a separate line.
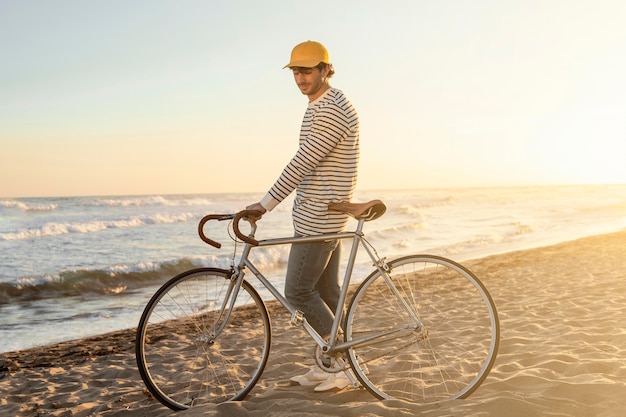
[1, 184, 626, 353]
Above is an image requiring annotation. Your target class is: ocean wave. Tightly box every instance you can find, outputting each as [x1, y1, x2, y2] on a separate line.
[0, 248, 292, 305]
[369, 221, 428, 239]
[432, 222, 536, 257]
[395, 197, 456, 215]
[0, 200, 58, 211]
[509, 221, 534, 236]
[0, 212, 196, 240]
[0, 258, 204, 304]
[91, 195, 214, 208]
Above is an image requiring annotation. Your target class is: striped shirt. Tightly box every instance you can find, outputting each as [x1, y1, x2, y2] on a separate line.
[260, 87, 359, 235]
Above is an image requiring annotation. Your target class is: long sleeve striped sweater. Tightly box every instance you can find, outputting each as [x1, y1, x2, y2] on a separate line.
[260, 87, 359, 236]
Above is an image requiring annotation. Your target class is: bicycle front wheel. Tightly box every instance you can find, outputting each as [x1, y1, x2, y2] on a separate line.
[135, 268, 271, 410]
[345, 255, 499, 404]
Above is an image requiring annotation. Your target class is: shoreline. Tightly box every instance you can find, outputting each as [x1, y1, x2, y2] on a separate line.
[3, 226, 624, 356]
[2, 229, 626, 416]
[0, 228, 616, 355]
[0, 229, 626, 358]
[5, 228, 624, 360]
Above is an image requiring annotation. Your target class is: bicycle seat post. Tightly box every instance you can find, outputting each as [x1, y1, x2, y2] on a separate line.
[355, 218, 366, 235]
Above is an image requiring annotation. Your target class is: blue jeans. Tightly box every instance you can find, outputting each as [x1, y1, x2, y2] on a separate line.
[284, 237, 341, 337]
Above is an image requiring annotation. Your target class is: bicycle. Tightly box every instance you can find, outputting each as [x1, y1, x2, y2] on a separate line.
[135, 199, 500, 410]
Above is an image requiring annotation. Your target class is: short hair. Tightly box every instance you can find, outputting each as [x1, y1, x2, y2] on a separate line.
[316, 62, 335, 79]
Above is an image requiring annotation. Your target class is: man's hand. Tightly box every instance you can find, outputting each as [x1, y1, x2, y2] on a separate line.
[245, 202, 267, 222]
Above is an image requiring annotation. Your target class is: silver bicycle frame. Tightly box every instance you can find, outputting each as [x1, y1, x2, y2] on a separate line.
[228, 218, 422, 355]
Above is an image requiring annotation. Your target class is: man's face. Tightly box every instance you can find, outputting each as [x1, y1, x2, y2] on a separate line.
[292, 66, 328, 100]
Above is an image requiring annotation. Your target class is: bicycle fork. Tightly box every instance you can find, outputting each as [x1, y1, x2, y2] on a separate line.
[201, 267, 247, 344]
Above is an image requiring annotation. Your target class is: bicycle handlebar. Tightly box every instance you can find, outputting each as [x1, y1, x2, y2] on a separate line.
[197, 210, 262, 248]
[198, 214, 233, 248]
[232, 210, 262, 246]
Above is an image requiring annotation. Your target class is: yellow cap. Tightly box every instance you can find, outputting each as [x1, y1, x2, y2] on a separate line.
[283, 41, 330, 69]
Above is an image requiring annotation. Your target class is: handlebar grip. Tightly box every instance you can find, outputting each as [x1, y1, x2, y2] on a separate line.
[198, 214, 231, 248]
[233, 210, 262, 246]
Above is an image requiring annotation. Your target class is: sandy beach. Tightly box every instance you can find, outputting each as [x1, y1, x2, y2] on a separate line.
[2, 230, 626, 417]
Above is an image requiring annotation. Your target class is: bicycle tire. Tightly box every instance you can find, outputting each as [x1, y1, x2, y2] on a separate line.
[345, 255, 499, 404]
[135, 268, 271, 410]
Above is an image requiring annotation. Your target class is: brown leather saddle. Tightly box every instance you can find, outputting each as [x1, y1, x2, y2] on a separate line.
[328, 199, 386, 221]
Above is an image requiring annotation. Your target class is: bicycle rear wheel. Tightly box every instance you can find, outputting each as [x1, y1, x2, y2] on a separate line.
[136, 268, 271, 410]
[345, 255, 499, 404]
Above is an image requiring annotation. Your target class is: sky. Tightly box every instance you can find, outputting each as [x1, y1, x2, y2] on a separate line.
[1, 0, 625, 198]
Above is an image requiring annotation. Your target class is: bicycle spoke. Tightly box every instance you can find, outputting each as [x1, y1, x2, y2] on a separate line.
[346, 255, 499, 404]
[136, 269, 271, 410]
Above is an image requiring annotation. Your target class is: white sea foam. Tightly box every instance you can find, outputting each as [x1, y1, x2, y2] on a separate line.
[92, 195, 214, 207]
[0, 200, 58, 211]
[14, 274, 62, 289]
[0, 212, 196, 240]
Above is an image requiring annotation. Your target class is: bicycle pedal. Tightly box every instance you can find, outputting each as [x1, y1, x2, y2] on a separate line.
[290, 310, 305, 326]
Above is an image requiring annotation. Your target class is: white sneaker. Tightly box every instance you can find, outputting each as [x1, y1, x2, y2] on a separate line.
[313, 371, 353, 392]
[290, 367, 329, 386]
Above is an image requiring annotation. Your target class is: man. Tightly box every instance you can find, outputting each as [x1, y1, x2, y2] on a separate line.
[246, 40, 359, 391]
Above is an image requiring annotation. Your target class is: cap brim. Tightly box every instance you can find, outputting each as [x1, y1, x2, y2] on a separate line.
[283, 60, 322, 69]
